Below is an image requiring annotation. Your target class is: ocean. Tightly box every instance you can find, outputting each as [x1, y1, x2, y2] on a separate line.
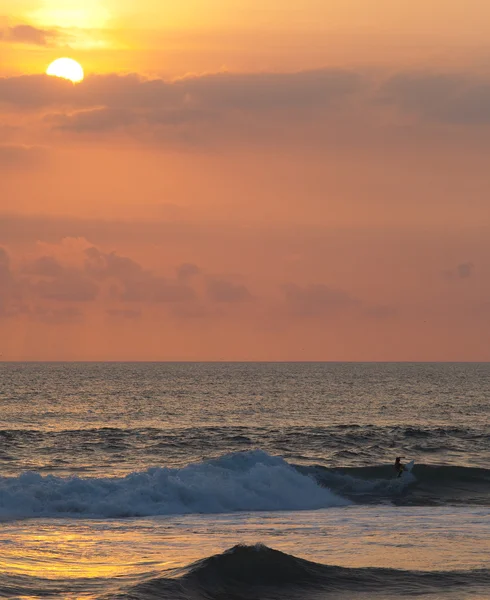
[0, 362, 489, 599]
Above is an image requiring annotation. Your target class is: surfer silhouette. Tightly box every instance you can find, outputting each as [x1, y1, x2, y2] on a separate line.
[394, 456, 405, 478]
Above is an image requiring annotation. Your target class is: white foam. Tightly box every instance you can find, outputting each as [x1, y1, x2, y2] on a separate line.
[0, 451, 349, 519]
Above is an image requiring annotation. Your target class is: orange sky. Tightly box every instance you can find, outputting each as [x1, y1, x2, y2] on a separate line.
[1, 0, 489, 360]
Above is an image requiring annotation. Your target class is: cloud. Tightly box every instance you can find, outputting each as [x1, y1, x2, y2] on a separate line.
[21, 245, 100, 303]
[457, 262, 474, 279]
[3, 67, 490, 153]
[1, 68, 487, 125]
[0, 74, 78, 109]
[36, 69, 363, 146]
[380, 72, 490, 124]
[0, 69, 362, 128]
[0, 24, 58, 46]
[0, 144, 46, 169]
[23, 255, 64, 277]
[7, 244, 203, 315]
[443, 261, 475, 280]
[206, 278, 252, 303]
[177, 263, 201, 280]
[1, 240, 261, 325]
[4, 230, 485, 336]
[2, 67, 490, 153]
[1, 69, 361, 110]
[50, 108, 139, 133]
[35, 271, 99, 302]
[281, 283, 358, 317]
[23, 245, 253, 311]
[173, 69, 362, 111]
[85, 247, 196, 303]
[0, 246, 26, 318]
[0, 246, 12, 286]
[85, 247, 145, 280]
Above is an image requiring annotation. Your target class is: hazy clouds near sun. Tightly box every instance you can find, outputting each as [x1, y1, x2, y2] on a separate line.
[0, 0, 489, 360]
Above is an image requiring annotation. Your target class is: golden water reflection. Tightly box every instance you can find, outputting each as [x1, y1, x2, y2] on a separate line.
[0, 506, 489, 598]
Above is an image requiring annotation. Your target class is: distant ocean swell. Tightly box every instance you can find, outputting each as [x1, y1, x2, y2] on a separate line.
[1, 424, 488, 472]
[2, 545, 489, 599]
[0, 450, 489, 520]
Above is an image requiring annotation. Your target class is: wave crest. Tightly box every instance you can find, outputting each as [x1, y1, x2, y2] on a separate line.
[126, 544, 490, 599]
[301, 463, 490, 506]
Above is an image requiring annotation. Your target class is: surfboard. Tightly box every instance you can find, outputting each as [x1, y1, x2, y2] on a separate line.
[404, 460, 415, 473]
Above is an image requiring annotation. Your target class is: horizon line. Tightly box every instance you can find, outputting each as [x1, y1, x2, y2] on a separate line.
[1, 360, 489, 365]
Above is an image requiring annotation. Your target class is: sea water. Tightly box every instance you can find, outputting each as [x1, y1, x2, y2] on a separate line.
[0, 362, 488, 598]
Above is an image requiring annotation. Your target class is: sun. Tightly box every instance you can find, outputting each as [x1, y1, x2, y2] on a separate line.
[46, 58, 84, 83]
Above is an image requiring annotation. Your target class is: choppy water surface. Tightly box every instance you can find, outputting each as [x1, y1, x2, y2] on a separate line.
[0, 362, 489, 599]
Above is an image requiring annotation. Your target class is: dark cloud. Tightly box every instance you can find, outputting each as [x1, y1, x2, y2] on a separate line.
[85, 247, 145, 280]
[381, 72, 490, 124]
[22, 252, 99, 302]
[0, 74, 76, 109]
[1, 69, 362, 121]
[85, 247, 196, 303]
[23, 256, 64, 277]
[35, 272, 99, 302]
[206, 279, 252, 303]
[443, 262, 475, 280]
[49, 108, 138, 132]
[38, 69, 363, 144]
[0, 247, 27, 318]
[3, 244, 204, 316]
[281, 283, 358, 317]
[0, 246, 11, 285]
[2, 68, 490, 145]
[2, 242, 257, 320]
[171, 69, 362, 112]
[457, 262, 474, 279]
[177, 263, 201, 280]
[0, 24, 58, 46]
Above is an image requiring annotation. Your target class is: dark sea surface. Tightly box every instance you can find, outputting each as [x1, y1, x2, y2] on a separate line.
[0, 362, 489, 599]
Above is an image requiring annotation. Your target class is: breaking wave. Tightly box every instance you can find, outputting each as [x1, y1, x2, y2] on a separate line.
[0, 451, 348, 520]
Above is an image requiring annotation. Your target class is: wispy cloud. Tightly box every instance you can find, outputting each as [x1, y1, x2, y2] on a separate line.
[0, 23, 59, 46]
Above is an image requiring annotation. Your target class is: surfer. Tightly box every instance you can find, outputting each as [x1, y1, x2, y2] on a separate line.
[394, 456, 405, 478]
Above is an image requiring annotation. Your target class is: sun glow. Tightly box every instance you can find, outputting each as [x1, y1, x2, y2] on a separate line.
[29, 1, 110, 29]
[46, 58, 84, 83]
